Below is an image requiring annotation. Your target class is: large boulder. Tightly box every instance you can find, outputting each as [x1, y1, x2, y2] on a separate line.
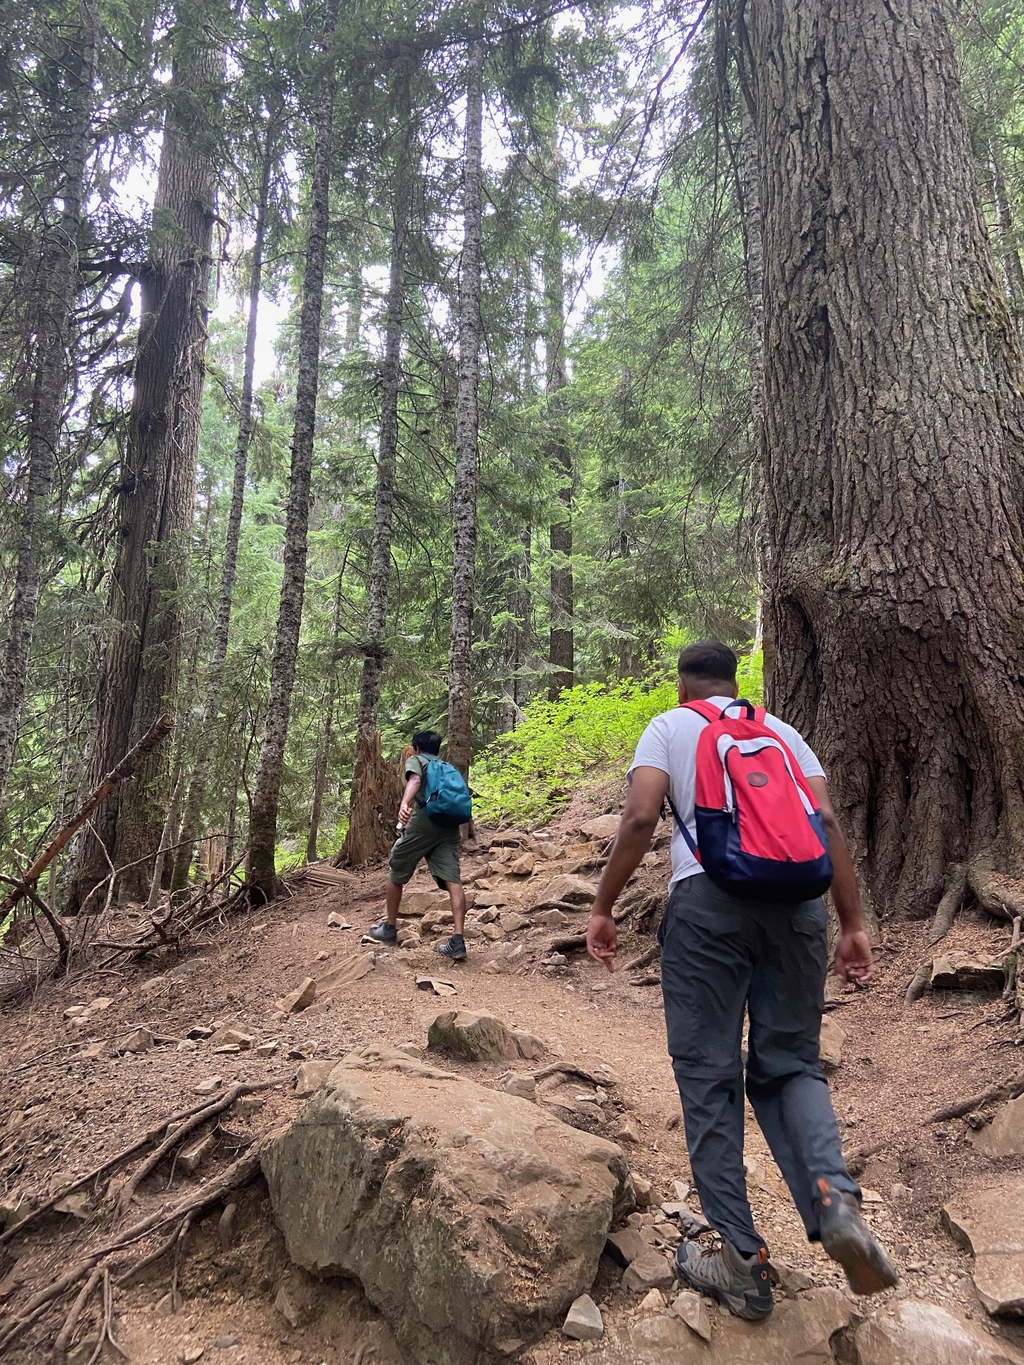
[262, 1046, 633, 1365]
[580, 816, 620, 842]
[855, 1301, 1024, 1364]
[944, 1179, 1024, 1315]
[427, 1010, 545, 1062]
[970, 1096, 1024, 1159]
[530, 875, 598, 909]
[584, 1287, 851, 1364]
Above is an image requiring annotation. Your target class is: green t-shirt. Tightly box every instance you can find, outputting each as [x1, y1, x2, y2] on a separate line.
[404, 751, 438, 783]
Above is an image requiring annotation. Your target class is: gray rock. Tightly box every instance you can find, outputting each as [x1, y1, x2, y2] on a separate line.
[622, 1251, 675, 1293]
[509, 854, 536, 877]
[119, 1027, 155, 1055]
[503, 1073, 537, 1101]
[262, 1047, 632, 1365]
[671, 1290, 713, 1342]
[178, 1132, 215, 1175]
[637, 1288, 666, 1313]
[818, 1015, 845, 1071]
[562, 1293, 604, 1341]
[605, 1228, 646, 1267]
[209, 1027, 254, 1050]
[944, 1179, 1024, 1315]
[427, 1010, 544, 1063]
[855, 1300, 1024, 1364]
[294, 1060, 336, 1097]
[580, 816, 620, 842]
[773, 1261, 815, 1295]
[194, 1076, 223, 1095]
[531, 875, 598, 908]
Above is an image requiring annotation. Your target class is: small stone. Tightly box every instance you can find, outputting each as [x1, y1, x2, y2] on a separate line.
[275, 977, 317, 1013]
[819, 1014, 846, 1070]
[327, 913, 352, 928]
[255, 1041, 279, 1057]
[481, 960, 502, 974]
[503, 1073, 537, 1101]
[54, 1191, 91, 1219]
[64, 1005, 85, 1019]
[77, 1041, 105, 1060]
[194, 1076, 223, 1095]
[671, 1290, 713, 1341]
[665, 1114, 681, 1130]
[623, 1251, 676, 1293]
[86, 996, 114, 1012]
[397, 928, 422, 948]
[631, 1174, 654, 1206]
[500, 911, 531, 933]
[653, 1220, 682, 1245]
[509, 853, 536, 876]
[603, 1227, 644, 1268]
[672, 1181, 691, 1201]
[532, 909, 569, 928]
[314, 950, 330, 961]
[212, 1044, 241, 1055]
[155, 1287, 183, 1315]
[891, 1182, 912, 1202]
[543, 952, 567, 967]
[395, 1042, 425, 1058]
[180, 1348, 205, 1364]
[637, 1288, 665, 1313]
[187, 1025, 214, 1040]
[774, 1261, 815, 1294]
[970, 1095, 1024, 1157]
[562, 1293, 603, 1341]
[613, 1117, 641, 1144]
[210, 1337, 239, 1350]
[119, 1027, 155, 1054]
[427, 1010, 544, 1062]
[210, 1027, 254, 1049]
[178, 1133, 215, 1175]
[275, 1284, 301, 1328]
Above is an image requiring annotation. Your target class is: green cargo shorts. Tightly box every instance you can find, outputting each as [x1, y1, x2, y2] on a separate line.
[389, 811, 462, 888]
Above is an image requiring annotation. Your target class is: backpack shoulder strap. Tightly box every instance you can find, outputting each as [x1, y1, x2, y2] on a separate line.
[679, 700, 721, 724]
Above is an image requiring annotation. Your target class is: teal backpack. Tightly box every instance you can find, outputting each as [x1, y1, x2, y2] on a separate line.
[418, 759, 473, 828]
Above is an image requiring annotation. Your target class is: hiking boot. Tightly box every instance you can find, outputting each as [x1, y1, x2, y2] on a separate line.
[815, 1180, 899, 1295]
[367, 922, 397, 944]
[437, 934, 467, 961]
[675, 1239, 773, 1320]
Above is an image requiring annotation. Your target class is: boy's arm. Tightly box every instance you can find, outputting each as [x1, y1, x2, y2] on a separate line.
[586, 767, 669, 972]
[806, 774, 874, 983]
[398, 774, 421, 825]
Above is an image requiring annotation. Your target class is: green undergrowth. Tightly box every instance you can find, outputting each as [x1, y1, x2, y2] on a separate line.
[472, 652, 764, 826]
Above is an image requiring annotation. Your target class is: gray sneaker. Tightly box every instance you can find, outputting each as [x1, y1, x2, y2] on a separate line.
[367, 922, 397, 943]
[675, 1238, 773, 1320]
[437, 934, 467, 961]
[815, 1180, 899, 1295]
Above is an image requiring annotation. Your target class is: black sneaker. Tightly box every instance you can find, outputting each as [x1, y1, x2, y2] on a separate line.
[675, 1238, 773, 1320]
[367, 922, 397, 943]
[437, 934, 467, 961]
[815, 1180, 899, 1295]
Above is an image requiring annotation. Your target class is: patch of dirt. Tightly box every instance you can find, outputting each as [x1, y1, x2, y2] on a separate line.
[2, 795, 1024, 1360]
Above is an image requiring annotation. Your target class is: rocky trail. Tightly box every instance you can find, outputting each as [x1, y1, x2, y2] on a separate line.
[3, 788, 1024, 1365]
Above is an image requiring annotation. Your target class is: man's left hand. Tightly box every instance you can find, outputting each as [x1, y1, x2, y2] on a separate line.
[398, 801, 413, 825]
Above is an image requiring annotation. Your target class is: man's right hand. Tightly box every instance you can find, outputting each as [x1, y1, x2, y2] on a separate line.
[398, 800, 413, 825]
[587, 909, 618, 973]
[834, 928, 874, 983]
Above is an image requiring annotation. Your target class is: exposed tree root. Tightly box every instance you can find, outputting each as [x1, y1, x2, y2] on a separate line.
[0, 1145, 267, 1354]
[904, 962, 933, 1004]
[533, 1061, 618, 1088]
[622, 942, 660, 974]
[928, 1067, 1024, 1123]
[53, 1266, 102, 1365]
[967, 850, 1024, 922]
[927, 862, 967, 945]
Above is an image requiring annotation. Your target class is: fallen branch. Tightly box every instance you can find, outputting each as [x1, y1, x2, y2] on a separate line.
[0, 715, 174, 923]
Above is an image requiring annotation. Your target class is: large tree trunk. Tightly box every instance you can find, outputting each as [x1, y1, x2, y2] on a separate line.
[544, 202, 573, 700]
[339, 89, 415, 866]
[305, 572, 343, 864]
[67, 12, 223, 911]
[247, 0, 339, 905]
[749, 0, 1024, 922]
[0, 5, 97, 814]
[170, 136, 275, 895]
[447, 40, 485, 779]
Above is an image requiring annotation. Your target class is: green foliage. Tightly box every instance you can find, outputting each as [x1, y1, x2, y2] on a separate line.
[472, 677, 678, 824]
[735, 649, 764, 705]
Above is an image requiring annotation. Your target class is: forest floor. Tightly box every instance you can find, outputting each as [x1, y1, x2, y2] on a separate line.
[2, 780, 1024, 1363]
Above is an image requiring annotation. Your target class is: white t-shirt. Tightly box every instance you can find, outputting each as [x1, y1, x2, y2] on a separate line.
[629, 697, 825, 887]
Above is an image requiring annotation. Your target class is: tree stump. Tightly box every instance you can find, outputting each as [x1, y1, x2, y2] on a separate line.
[335, 730, 403, 867]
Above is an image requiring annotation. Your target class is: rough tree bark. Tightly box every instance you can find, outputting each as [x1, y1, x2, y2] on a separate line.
[339, 76, 415, 867]
[447, 40, 485, 779]
[748, 0, 1024, 921]
[67, 11, 223, 911]
[544, 192, 573, 700]
[247, 0, 340, 905]
[170, 135, 275, 895]
[0, 4, 97, 814]
[305, 572, 343, 864]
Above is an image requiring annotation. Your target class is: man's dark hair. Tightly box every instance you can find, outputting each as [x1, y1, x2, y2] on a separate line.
[677, 640, 738, 683]
[412, 729, 442, 755]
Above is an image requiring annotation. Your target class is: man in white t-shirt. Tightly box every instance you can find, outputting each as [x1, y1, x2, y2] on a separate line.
[586, 641, 896, 1321]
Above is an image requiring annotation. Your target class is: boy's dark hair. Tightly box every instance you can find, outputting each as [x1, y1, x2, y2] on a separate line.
[412, 730, 442, 755]
[677, 640, 738, 683]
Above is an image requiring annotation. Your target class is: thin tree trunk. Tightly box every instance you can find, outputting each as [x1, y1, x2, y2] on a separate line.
[989, 140, 1024, 325]
[544, 215, 573, 700]
[447, 40, 485, 779]
[305, 573, 343, 864]
[170, 138, 274, 895]
[339, 84, 415, 867]
[749, 0, 1024, 921]
[0, 4, 97, 813]
[247, 0, 339, 905]
[68, 9, 223, 911]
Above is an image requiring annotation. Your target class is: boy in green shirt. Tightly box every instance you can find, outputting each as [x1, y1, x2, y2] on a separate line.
[367, 730, 468, 960]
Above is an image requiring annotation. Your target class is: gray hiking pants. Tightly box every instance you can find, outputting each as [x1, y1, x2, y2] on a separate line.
[659, 873, 860, 1257]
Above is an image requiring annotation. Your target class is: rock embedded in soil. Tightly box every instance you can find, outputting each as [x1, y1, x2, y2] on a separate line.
[531, 875, 599, 908]
[563, 1294, 604, 1341]
[818, 1014, 845, 1071]
[209, 1026, 254, 1049]
[398, 890, 450, 917]
[622, 1251, 675, 1292]
[294, 1060, 336, 1097]
[194, 1076, 223, 1095]
[427, 1010, 545, 1063]
[931, 953, 1008, 992]
[854, 1300, 1024, 1364]
[262, 1045, 633, 1365]
[503, 1072, 537, 1101]
[119, 1027, 155, 1054]
[672, 1290, 713, 1341]
[969, 1096, 1024, 1158]
[509, 853, 536, 876]
[276, 977, 317, 1014]
[605, 1228, 646, 1267]
[580, 816, 621, 842]
[943, 1179, 1024, 1316]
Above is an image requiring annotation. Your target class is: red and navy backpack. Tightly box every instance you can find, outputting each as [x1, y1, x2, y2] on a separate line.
[667, 699, 833, 902]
